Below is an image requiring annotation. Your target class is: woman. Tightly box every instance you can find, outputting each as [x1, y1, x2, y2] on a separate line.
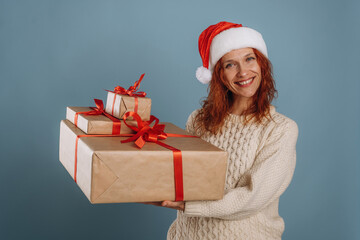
[162, 21, 298, 239]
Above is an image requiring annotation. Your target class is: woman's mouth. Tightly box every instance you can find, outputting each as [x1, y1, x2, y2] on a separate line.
[234, 78, 254, 87]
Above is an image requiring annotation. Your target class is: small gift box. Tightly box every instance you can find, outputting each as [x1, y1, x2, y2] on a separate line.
[59, 114, 227, 204]
[65, 99, 137, 135]
[105, 74, 151, 121]
[66, 106, 136, 135]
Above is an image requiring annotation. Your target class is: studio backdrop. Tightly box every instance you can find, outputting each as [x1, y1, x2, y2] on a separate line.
[0, 0, 359, 239]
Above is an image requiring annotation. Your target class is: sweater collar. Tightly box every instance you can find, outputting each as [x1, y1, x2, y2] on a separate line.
[226, 105, 276, 123]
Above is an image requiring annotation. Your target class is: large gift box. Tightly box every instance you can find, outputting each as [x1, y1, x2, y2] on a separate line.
[59, 119, 228, 204]
[66, 106, 137, 135]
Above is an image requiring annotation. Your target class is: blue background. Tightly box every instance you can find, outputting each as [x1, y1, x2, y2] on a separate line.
[1, 0, 359, 239]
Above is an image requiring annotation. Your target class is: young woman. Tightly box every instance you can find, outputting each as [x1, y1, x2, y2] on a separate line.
[162, 21, 298, 239]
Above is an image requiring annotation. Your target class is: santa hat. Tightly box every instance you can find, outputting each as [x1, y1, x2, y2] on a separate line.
[196, 21, 268, 84]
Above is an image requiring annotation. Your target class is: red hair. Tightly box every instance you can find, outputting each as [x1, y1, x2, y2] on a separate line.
[194, 48, 277, 135]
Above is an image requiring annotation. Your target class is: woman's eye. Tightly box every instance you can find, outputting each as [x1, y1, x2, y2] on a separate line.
[246, 57, 255, 62]
[225, 63, 234, 68]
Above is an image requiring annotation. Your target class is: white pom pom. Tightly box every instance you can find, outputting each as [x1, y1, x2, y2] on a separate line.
[196, 66, 212, 84]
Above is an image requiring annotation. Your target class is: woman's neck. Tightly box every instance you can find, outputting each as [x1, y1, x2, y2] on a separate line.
[230, 96, 253, 115]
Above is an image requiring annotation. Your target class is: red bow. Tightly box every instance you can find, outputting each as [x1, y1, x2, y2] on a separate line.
[74, 99, 104, 125]
[85, 99, 105, 115]
[74, 99, 121, 135]
[121, 112, 167, 148]
[108, 73, 147, 97]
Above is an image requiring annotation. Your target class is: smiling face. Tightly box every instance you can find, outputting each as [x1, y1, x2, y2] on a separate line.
[221, 48, 261, 106]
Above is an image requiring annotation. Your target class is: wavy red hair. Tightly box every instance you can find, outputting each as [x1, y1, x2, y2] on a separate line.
[194, 48, 277, 135]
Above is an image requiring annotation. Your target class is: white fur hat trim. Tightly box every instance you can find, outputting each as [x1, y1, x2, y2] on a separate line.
[196, 66, 212, 84]
[209, 27, 268, 71]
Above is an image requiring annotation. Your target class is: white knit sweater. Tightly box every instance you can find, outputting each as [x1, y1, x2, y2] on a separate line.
[167, 106, 298, 240]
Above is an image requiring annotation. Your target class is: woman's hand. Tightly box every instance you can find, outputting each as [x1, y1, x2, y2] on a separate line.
[161, 200, 185, 211]
[140, 200, 185, 211]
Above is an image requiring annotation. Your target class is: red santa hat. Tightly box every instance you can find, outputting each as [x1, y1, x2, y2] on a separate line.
[196, 21, 268, 84]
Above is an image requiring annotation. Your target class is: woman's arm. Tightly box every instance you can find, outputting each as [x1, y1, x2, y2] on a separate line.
[183, 118, 298, 220]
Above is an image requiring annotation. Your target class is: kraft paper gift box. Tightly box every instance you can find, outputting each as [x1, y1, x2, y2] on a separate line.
[59, 119, 228, 204]
[66, 106, 137, 135]
[105, 91, 152, 121]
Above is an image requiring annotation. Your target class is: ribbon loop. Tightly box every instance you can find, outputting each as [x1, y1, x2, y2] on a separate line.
[108, 73, 147, 97]
[94, 98, 104, 110]
[121, 111, 167, 148]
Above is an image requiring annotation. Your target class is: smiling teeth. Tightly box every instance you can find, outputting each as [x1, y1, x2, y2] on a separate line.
[237, 78, 253, 85]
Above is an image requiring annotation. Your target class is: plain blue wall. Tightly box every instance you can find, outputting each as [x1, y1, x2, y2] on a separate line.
[1, 0, 359, 239]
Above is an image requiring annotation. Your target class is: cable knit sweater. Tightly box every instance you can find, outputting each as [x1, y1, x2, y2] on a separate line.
[167, 106, 298, 240]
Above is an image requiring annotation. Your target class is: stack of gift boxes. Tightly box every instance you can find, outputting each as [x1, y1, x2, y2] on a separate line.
[59, 74, 228, 204]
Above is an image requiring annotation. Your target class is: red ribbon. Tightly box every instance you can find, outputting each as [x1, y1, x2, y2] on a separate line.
[74, 99, 121, 135]
[111, 73, 147, 97]
[106, 74, 147, 116]
[121, 112, 166, 148]
[121, 112, 197, 201]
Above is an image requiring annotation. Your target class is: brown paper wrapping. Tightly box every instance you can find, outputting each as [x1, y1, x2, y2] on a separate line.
[105, 92, 151, 121]
[66, 106, 137, 135]
[59, 119, 228, 204]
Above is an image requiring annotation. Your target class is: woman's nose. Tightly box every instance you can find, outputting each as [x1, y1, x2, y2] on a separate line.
[236, 66, 248, 77]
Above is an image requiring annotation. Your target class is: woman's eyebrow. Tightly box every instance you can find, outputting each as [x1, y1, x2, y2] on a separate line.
[243, 53, 254, 57]
[224, 53, 255, 62]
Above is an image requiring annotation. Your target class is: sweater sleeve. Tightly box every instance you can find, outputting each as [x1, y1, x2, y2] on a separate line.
[185, 109, 200, 135]
[184, 118, 298, 221]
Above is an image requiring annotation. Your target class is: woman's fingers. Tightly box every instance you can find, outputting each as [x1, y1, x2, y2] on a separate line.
[162, 200, 185, 211]
[138, 200, 185, 211]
